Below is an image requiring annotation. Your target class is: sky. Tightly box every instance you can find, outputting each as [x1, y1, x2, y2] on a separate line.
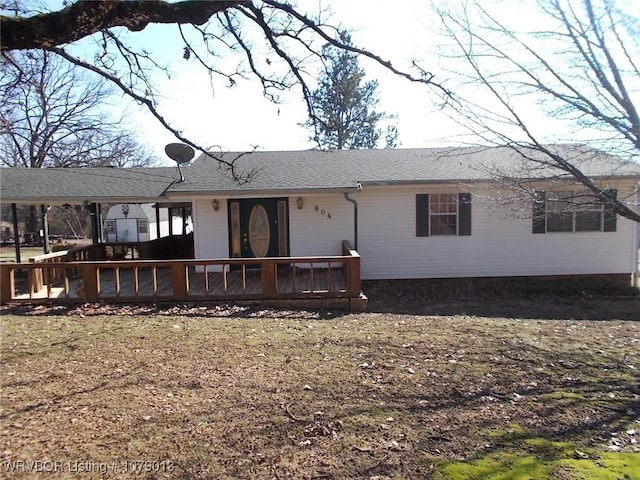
[124, 0, 469, 163]
[11, 1, 632, 165]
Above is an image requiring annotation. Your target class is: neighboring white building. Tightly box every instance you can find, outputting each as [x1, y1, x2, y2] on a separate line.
[104, 203, 192, 243]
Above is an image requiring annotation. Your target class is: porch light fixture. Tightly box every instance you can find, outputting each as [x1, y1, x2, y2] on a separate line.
[296, 197, 303, 209]
[212, 199, 219, 211]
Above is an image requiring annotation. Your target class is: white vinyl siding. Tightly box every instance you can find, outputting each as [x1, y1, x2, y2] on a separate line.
[192, 194, 353, 260]
[356, 185, 635, 280]
[192, 198, 230, 260]
[288, 194, 352, 257]
[187, 184, 636, 281]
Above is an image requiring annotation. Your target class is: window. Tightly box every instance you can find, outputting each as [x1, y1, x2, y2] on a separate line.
[416, 193, 472, 237]
[430, 193, 458, 235]
[546, 191, 575, 232]
[137, 219, 149, 234]
[105, 220, 116, 234]
[533, 189, 617, 233]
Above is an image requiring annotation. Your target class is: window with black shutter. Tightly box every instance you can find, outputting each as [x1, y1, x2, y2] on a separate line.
[416, 193, 472, 236]
[532, 189, 617, 233]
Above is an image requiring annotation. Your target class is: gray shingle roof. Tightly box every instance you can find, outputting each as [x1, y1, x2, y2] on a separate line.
[0, 166, 178, 203]
[1, 146, 638, 203]
[170, 145, 640, 194]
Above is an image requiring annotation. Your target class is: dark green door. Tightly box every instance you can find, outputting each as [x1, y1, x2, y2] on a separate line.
[228, 198, 289, 258]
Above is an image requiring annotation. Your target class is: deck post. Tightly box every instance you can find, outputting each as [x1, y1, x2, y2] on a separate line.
[0, 266, 14, 304]
[261, 260, 277, 295]
[11, 203, 21, 263]
[80, 263, 99, 302]
[89, 203, 99, 245]
[171, 262, 188, 300]
[345, 254, 361, 296]
[155, 204, 161, 239]
[40, 204, 51, 255]
[28, 259, 44, 293]
[182, 206, 187, 236]
[96, 203, 104, 242]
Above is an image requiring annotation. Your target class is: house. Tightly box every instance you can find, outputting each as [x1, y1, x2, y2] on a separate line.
[104, 203, 192, 243]
[1, 145, 638, 307]
[173, 146, 639, 283]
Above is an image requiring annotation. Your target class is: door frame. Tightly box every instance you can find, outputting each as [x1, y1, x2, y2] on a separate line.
[227, 197, 290, 258]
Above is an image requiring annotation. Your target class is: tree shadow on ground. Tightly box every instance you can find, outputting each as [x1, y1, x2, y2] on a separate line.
[362, 279, 640, 321]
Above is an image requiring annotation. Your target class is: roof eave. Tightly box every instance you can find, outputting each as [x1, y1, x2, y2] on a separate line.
[166, 186, 358, 197]
[0, 196, 169, 205]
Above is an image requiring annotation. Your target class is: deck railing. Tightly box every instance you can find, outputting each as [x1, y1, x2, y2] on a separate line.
[1, 241, 361, 306]
[24, 242, 144, 292]
[66, 242, 144, 261]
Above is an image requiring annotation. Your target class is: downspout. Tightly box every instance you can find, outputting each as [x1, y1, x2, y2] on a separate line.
[344, 185, 361, 251]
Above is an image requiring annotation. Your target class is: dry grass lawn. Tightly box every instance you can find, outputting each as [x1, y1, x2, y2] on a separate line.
[1, 295, 639, 479]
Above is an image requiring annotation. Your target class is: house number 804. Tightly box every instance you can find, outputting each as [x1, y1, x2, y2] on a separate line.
[314, 205, 332, 219]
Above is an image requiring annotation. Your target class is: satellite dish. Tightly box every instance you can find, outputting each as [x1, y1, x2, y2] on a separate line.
[165, 143, 195, 164]
[165, 143, 194, 182]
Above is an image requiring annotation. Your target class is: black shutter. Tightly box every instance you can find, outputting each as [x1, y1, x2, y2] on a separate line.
[458, 193, 472, 236]
[603, 188, 617, 232]
[416, 194, 430, 237]
[532, 191, 546, 234]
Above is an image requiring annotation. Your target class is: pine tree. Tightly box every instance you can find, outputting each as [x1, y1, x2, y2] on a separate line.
[306, 31, 396, 149]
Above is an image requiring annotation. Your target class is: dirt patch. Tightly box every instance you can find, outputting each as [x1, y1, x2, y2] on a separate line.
[364, 278, 640, 320]
[1, 302, 639, 479]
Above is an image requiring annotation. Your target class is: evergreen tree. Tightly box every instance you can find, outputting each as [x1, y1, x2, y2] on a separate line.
[306, 31, 396, 149]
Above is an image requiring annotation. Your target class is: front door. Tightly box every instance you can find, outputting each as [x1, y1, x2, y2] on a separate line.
[228, 198, 289, 258]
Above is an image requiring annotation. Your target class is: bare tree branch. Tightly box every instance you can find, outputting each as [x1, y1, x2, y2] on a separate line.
[432, 0, 640, 223]
[2, 0, 450, 181]
[48, 46, 254, 181]
[0, 0, 249, 51]
[0, 49, 157, 234]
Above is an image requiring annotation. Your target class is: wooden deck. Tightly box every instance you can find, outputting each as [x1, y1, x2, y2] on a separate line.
[3, 239, 363, 295]
[102, 265, 348, 299]
[1, 241, 365, 310]
[7, 265, 348, 301]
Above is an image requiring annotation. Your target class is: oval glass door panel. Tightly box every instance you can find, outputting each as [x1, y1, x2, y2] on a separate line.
[248, 205, 270, 257]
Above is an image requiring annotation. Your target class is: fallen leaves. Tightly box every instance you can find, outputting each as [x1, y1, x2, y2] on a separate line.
[2, 308, 639, 480]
